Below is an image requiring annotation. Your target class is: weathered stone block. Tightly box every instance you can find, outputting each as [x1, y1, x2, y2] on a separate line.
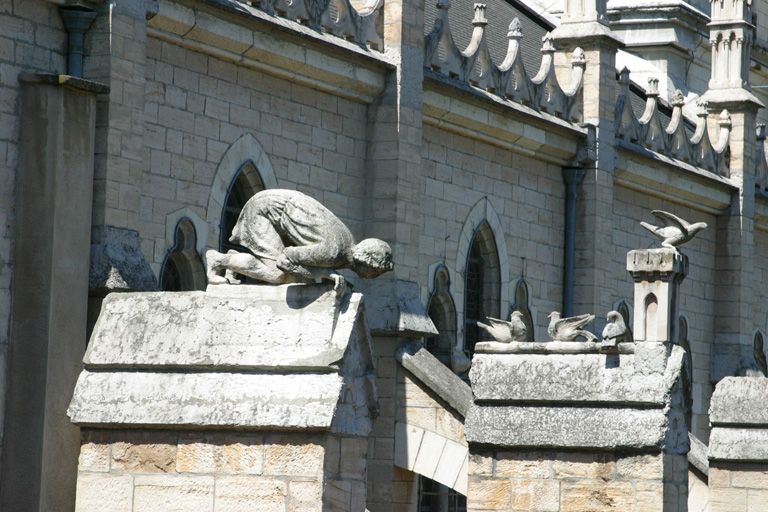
[560, 480, 634, 511]
[75, 473, 133, 512]
[133, 475, 214, 512]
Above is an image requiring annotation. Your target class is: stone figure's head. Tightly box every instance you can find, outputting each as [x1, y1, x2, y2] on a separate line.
[351, 239, 394, 278]
[690, 222, 707, 235]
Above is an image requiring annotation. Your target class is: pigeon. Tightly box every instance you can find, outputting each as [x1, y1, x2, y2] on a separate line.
[640, 210, 707, 250]
[451, 346, 471, 374]
[547, 311, 597, 342]
[476, 311, 527, 343]
[601, 310, 628, 347]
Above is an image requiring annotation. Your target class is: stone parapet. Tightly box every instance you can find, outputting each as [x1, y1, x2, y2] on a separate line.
[69, 283, 377, 511]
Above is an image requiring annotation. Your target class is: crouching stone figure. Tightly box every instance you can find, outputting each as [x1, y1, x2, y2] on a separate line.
[206, 189, 394, 290]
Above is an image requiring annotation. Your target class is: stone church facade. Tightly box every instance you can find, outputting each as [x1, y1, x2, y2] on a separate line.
[1, 0, 768, 510]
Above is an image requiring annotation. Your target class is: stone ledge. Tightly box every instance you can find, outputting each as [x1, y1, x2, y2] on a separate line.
[710, 377, 768, 426]
[469, 344, 684, 407]
[465, 405, 669, 451]
[396, 342, 472, 417]
[85, 284, 361, 371]
[19, 73, 110, 94]
[709, 427, 768, 462]
[68, 371, 345, 430]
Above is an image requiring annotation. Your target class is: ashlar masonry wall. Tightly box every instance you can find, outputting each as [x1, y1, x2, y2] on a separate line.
[141, 36, 373, 275]
[75, 430, 365, 512]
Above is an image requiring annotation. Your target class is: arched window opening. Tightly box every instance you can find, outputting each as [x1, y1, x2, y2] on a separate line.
[616, 299, 633, 342]
[220, 161, 265, 252]
[644, 293, 658, 340]
[755, 331, 767, 376]
[511, 278, 534, 341]
[160, 219, 206, 291]
[418, 475, 466, 512]
[425, 267, 458, 368]
[464, 223, 501, 356]
[677, 315, 693, 429]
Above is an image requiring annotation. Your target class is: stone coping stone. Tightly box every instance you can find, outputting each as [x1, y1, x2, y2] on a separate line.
[710, 377, 768, 426]
[709, 427, 768, 462]
[19, 72, 110, 94]
[474, 340, 636, 354]
[68, 371, 344, 430]
[469, 343, 679, 406]
[85, 284, 361, 371]
[465, 405, 667, 450]
[627, 248, 688, 276]
[396, 342, 472, 417]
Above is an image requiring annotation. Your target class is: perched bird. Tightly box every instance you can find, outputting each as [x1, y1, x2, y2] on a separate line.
[547, 311, 597, 342]
[601, 310, 628, 346]
[640, 210, 707, 250]
[451, 346, 471, 374]
[476, 311, 527, 343]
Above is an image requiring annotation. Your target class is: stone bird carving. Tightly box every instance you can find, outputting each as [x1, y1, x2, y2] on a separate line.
[450, 346, 471, 374]
[640, 210, 707, 250]
[476, 311, 527, 343]
[601, 310, 628, 346]
[547, 311, 597, 342]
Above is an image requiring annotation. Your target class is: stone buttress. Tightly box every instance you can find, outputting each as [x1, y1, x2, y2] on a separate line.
[68, 283, 377, 511]
[464, 247, 692, 511]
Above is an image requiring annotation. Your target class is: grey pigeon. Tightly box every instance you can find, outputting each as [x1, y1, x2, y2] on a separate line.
[547, 311, 597, 342]
[640, 210, 707, 250]
[601, 310, 628, 347]
[477, 311, 527, 343]
[450, 346, 471, 374]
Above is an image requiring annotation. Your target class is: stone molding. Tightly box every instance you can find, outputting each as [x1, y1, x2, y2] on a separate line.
[709, 377, 768, 462]
[148, 0, 390, 103]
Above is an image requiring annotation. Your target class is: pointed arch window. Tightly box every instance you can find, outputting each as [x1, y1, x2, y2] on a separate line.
[426, 267, 457, 367]
[464, 223, 500, 356]
[160, 218, 206, 291]
[220, 161, 265, 253]
[511, 278, 534, 341]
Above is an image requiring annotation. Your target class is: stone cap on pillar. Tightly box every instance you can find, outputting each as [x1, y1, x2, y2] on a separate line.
[709, 377, 768, 462]
[68, 284, 378, 436]
[627, 248, 688, 281]
[465, 342, 690, 453]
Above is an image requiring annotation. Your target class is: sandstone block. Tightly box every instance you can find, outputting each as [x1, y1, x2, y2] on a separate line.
[214, 476, 287, 512]
[133, 475, 214, 512]
[78, 443, 111, 473]
[615, 454, 662, 480]
[494, 453, 551, 478]
[560, 480, 634, 511]
[467, 478, 511, 510]
[264, 442, 324, 477]
[552, 454, 616, 480]
[509, 478, 559, 512]
[110, 441, 176, 473]
[75, 473, 133, 512]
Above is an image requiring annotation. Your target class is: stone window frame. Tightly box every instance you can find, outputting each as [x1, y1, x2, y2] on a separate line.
[425, 264, 458, 367]
[454, 198, 509, 356]
[205, 133, 278, 250]
[219, 161, 266, 253]
[159, 213, 207, 291]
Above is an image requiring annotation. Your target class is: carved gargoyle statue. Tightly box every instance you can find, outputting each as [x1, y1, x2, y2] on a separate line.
[640, 210, 707, 251]
[206, 189, 394, 292]
[601, 310, 628, 349]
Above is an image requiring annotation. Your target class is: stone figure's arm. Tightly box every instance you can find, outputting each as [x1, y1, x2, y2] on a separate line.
[277, 246, 346, 292]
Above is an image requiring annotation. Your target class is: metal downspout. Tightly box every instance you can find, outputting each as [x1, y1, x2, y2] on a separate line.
[59, 5, 97, 78]
[562, 167, 585, 317]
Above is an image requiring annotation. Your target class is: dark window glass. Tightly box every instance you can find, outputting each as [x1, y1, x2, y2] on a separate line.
[418, 476, 466, 512]
[160, 256, 181, 292]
